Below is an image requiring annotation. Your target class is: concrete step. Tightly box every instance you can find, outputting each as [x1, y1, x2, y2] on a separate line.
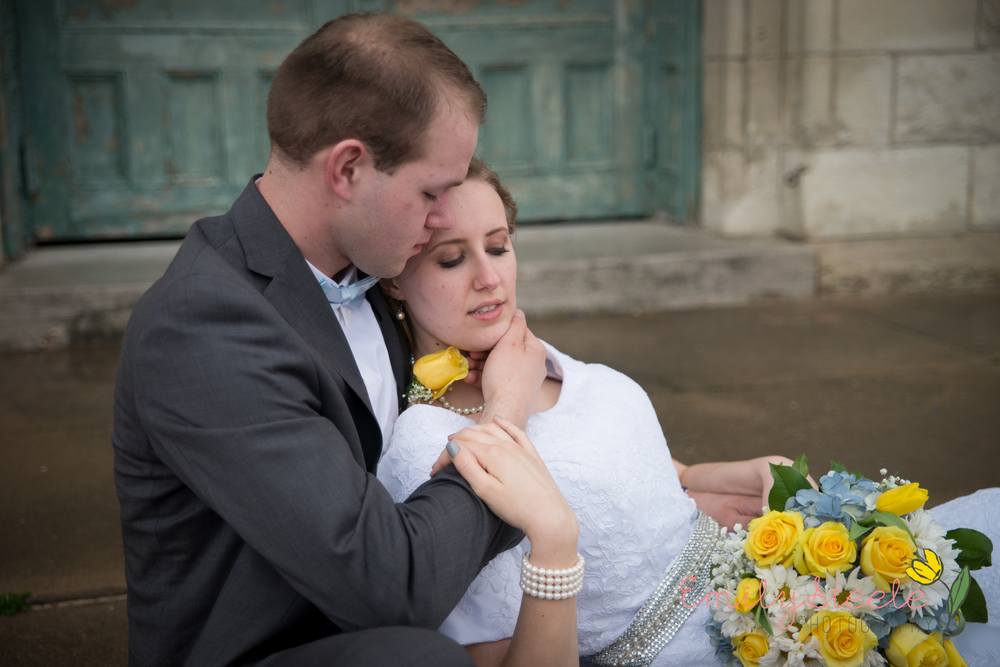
[0, 221, 818, 352]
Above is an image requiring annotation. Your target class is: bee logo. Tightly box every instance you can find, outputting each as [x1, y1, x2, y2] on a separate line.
[906, 548, 943, 585]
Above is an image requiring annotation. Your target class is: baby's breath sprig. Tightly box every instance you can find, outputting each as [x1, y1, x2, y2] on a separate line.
[876, 467, 911, 491]
[709, 524, 754, 590]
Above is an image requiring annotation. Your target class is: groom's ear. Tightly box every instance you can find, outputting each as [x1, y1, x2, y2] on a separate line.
[325, 139, 371, 201]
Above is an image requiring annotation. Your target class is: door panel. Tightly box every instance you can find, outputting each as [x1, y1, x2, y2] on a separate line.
[407, 0, 645, 221]
[16, 0, 700, 240]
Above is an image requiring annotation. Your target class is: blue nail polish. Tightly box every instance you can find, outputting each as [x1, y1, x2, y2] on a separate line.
[446, 441, 460, 458]
[495, 414, 503, 420]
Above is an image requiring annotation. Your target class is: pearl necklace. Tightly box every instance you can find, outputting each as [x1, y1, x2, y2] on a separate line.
[436, 385, 486, 416]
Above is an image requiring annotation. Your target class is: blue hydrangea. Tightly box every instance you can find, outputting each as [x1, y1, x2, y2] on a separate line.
[913, 603, 960, 635]
[706, 618, 736, 664]
[784, 471, 879, 528]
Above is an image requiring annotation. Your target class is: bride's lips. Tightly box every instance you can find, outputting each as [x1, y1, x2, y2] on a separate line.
[468, 300, 504, 322]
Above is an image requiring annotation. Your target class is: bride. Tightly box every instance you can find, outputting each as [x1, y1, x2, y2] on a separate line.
[375, 158, 999, 666]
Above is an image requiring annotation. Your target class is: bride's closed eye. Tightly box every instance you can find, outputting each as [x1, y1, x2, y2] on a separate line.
[437, 245, 510, 269]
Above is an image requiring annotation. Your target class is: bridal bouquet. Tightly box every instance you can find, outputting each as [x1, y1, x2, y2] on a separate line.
[701, 457, 992, 667]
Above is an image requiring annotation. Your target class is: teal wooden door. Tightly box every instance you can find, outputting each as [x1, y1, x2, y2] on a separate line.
[16, 0, 346, 240]
[15, 0, 700, 240]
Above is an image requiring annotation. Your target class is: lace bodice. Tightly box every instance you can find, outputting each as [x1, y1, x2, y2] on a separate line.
[377, 342, 717, 664]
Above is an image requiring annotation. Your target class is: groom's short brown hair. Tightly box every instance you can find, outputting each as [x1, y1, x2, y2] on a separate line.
[267, 13, 485, 173]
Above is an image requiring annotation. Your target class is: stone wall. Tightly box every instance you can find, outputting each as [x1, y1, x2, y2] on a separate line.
[701, 0, 1000, 239]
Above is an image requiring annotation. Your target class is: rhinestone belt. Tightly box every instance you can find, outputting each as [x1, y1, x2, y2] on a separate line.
[591, 511, 719, 666]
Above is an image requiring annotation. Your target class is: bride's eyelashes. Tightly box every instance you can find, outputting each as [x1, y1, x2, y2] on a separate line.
[436, 245, 510, 269]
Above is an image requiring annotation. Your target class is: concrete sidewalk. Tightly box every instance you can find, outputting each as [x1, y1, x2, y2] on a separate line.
[1, 293, 998, 665]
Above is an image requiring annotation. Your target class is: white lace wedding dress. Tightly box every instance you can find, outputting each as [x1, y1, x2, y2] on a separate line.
[377, 342, 999, 666]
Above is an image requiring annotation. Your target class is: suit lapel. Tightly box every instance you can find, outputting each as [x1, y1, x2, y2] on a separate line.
[228, 180, 378, 430]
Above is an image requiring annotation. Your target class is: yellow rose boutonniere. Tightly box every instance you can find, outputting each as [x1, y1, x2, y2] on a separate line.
[860, 526, 915, 592]
[876, 482, 929, 516]
[801, 610, 877, 667]
[885, 624, 950, 667]
[794, 521, 858, 578]
[744, 510, 804, 567]
[412, 347, 469, 399]
[731, 629, 770, 667]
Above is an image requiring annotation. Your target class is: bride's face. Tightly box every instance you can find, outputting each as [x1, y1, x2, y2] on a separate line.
[390, 179, 516, 357]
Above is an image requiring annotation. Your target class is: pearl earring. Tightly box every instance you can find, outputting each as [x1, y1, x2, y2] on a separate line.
[396, 303, 406, 321]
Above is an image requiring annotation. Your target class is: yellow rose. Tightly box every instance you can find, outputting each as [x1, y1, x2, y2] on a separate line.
[860, 526, 915, 592]
[412, 346, 469, 399]
[801, 610, 878, 667]
[885, 624, 949, 667]
[734, 577, 761, 613]
[794, 521, 858, 577]
[731, 629, 770, 667]
[944, 638, 968, 667]
[876, 483, 929, 516]
[744, 511, 804, 567]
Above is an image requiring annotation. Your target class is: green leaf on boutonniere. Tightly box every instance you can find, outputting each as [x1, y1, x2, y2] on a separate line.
[740, 573, 757, 579]
[946, 528, 993, 570]
[754, 602, 774, 635]
[792, 454, 809, 479]
[768, 463, 812, 513]
[830, 461, 848, 474]
[962, 576, 988, 624]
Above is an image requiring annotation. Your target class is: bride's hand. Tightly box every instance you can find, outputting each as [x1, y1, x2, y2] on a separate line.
[432, 416, 579, 567]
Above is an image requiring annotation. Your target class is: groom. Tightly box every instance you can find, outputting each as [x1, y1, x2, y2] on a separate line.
[113, 14, 548, 667]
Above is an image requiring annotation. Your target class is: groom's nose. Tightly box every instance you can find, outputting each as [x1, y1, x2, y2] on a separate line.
[425, 191, 454, 229]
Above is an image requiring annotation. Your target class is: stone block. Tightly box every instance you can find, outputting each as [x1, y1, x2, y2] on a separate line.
[748, 59, 781, 145]
[973, 145, 1000, 229]
[817, 233, 1000, 296]
[701, 148, 782, 236]
[793, 56, 837, 146]
[749, 0, 782, 58]
[702, 61, 746, 148]
[835, 55, 892, 145]
[838, 0, 977, 51]
[798, 147, 969, 238]
[981, 0, 1000, 48]
[703, 0, 746, 58]
[517, 236, 816, 315]
[786, 0, 834, 53]
[896, 54, 1000, 143]
[702, 60, 744, 148]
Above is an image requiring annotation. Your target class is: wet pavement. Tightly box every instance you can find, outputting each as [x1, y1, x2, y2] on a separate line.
[1, 293, 999, 665]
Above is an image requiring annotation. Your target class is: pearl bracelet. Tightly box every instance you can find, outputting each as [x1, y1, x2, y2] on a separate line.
[519, 552, 585, 600]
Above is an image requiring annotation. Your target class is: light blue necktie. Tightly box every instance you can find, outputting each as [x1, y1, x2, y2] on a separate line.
[318, 274, 381, 310]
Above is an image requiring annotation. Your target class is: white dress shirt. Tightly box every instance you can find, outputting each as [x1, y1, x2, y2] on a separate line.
[305, 260, 398, 450]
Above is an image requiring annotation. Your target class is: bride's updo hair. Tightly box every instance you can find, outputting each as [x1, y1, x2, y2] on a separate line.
[380, 155, 518, 355]
[465, 155, 518, 233]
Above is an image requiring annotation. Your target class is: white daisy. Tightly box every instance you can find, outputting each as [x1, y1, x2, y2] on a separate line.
[756, 564, 816, 629]
[819, 568, 881, 617]
[709, 590, 757, 638]
[902, 509, 962, 614]
[773, 633, 822, 667]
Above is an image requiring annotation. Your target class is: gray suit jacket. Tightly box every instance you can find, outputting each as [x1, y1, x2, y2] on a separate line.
[113, 179, 522, 666]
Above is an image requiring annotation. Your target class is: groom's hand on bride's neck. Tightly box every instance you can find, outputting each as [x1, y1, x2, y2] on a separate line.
[463, 350, 488, 389]
[479, 310, 546, 429]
